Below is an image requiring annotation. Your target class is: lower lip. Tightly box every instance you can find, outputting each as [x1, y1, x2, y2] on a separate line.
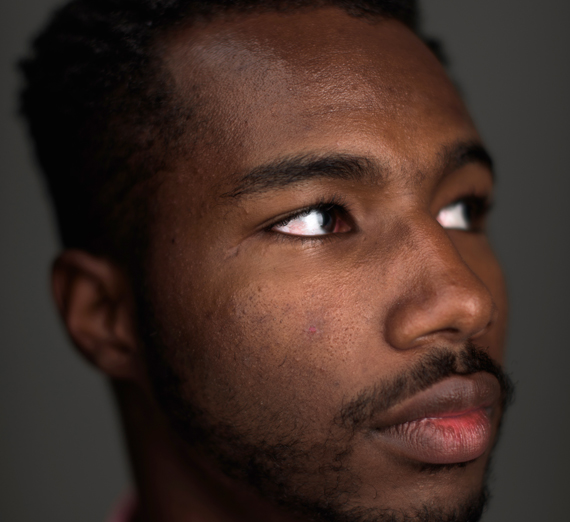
[378, 407, 493, 465]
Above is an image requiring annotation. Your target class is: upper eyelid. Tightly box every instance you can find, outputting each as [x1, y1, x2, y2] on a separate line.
[270, 206, 317, 229]
[456, 194, 493, 212]
[266, 197, 349, 229]
[439, 194, 492, 214]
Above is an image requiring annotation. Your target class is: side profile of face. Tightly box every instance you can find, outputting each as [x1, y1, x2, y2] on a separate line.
[58, 7, 511, 522]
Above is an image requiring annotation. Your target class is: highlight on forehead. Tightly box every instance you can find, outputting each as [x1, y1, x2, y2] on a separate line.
[161, 10, 451, 188]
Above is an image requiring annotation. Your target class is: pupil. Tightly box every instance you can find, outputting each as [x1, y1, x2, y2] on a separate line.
[461, 203, 470, 226]
[318, 210, 332, 230]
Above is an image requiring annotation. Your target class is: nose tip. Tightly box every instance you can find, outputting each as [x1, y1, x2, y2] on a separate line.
[386, 279, 496, 350]
[384, 234, 496, 351]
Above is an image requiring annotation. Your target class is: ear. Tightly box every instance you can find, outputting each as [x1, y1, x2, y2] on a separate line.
[52, 250, 143, 382]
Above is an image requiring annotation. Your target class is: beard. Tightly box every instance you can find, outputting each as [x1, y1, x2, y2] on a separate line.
[138, 295, 514, 522]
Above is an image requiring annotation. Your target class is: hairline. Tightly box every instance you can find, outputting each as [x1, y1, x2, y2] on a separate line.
[20, 1, 433, 266]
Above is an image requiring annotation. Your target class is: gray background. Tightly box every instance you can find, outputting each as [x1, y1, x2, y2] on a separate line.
[1, 1, 569, 521]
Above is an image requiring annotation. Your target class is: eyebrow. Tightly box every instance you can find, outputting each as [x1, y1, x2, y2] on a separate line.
[222, 141, 494, 199]
[444, 141, 494, 178]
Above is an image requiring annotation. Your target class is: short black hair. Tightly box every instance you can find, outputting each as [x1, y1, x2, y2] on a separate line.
[20, 0, 435, 262]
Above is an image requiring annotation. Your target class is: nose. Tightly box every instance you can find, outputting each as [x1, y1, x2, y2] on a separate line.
[384, 219, 496, 350]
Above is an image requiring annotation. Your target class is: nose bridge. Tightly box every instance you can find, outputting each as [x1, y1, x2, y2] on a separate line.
[384, 215, 495, 350]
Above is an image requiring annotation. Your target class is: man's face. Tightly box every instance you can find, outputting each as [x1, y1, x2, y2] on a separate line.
[138, 8, 509, 521]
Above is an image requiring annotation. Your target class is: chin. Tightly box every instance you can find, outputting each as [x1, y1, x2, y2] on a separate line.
[287, 437, 496, 522]
[281, 481, 490, 522]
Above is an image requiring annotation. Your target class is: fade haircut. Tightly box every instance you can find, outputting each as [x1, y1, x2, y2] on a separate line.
[20, 0, 438, 263]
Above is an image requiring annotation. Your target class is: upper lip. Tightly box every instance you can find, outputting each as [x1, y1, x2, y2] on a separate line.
[373, 372, 501, 430]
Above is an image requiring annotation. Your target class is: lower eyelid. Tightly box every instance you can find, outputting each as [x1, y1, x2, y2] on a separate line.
[268, 230, 336, 246]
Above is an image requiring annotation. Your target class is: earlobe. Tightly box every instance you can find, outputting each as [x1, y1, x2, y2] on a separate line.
[52, 250, 142, 381]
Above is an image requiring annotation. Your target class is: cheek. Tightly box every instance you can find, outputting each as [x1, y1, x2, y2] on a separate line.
[162, 267, 373, 437]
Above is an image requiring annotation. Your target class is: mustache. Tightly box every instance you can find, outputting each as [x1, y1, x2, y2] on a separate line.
[337, 342, 515, 431]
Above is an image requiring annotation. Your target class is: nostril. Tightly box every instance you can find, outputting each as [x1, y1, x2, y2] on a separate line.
[411, 326, 476, 350]
[441, 327, 461, 336]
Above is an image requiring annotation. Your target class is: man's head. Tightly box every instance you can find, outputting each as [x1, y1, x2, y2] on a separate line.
[20, 2, 512, 521]
[20, 0, 434, 260]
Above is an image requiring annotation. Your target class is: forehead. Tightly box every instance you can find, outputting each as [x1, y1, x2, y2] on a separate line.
[163, 7, 477, 189]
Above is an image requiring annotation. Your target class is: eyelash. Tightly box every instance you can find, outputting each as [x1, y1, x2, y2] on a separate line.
[266, 194, 351, 243]
[265, 192, 493, 242]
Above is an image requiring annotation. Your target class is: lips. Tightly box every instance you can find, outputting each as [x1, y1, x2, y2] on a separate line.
[374, 373, 501, 465]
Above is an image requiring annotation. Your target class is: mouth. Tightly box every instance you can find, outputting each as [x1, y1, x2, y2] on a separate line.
[373, 373, 501, 465]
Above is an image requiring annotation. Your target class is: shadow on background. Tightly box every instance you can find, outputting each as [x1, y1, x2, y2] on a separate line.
[1, 1, 568, 521]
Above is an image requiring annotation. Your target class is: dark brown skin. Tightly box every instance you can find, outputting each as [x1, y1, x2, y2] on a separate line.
[52, 8, 508, 522]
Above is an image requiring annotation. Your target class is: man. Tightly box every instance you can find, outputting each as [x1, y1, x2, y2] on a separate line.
[20, 0, 513, 521]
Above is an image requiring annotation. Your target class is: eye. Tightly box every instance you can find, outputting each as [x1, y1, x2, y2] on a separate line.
[272, 204, 350, 237]
[436, 196, 490, 232]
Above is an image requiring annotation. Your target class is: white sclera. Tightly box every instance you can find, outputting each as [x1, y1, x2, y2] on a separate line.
[437, 201, 469, 230]
[276, 210, 331, 236]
